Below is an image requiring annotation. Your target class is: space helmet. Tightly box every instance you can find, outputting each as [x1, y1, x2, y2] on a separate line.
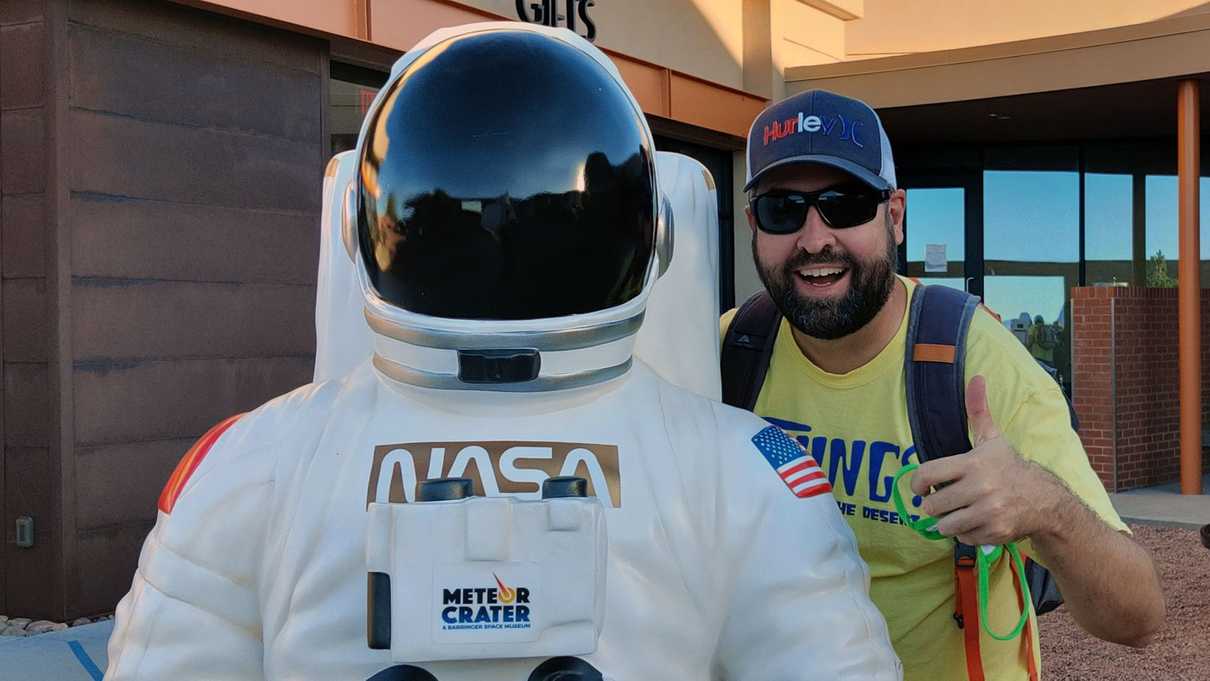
[340, 23, 672, 391]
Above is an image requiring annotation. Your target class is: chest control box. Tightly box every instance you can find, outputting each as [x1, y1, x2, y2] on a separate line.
[366, 476, 607, 663]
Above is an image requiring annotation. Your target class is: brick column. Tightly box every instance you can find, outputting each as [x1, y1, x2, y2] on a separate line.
[1072, 287, 1119, 491]
[1072, 286, 1210, 492]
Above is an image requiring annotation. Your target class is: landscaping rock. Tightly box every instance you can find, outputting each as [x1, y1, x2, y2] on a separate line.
[26, 620, 68, 634]
[1, 624, 31, 637]
[1040, 523, 1209, 680]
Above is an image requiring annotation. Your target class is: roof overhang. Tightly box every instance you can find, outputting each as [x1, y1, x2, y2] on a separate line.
[786, 13, 1210, 147]
[787, 11, 1210, 109]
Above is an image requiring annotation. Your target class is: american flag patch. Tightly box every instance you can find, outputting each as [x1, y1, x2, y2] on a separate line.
[752, 426, 832, 499]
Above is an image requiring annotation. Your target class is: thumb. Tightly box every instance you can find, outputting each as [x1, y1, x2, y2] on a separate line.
[965, 374, 1001, 446]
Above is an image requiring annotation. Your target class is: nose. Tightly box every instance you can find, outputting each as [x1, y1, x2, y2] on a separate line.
[794, 205, 838, 254]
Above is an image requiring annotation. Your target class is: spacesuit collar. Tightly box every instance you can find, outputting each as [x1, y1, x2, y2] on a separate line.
[367, 314, 641, 393]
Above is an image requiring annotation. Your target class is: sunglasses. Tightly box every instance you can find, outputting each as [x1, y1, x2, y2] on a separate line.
[750, 185, 892, 234]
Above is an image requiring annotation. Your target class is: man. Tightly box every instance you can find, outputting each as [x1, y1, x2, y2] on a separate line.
[723, 89, 1164, 681]
[104, 29, 901, 680]
[1026, 315, 1057, 367]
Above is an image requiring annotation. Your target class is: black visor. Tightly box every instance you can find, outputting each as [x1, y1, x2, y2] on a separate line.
[357, 30, 657, 321]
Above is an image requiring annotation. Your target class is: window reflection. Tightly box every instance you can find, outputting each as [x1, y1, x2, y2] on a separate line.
[985, 275, 1069, 378]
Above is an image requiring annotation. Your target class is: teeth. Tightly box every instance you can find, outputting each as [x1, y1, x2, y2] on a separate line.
[798, 266, 846, 278]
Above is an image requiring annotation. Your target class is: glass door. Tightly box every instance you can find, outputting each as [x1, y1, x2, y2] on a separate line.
[898, 173, 983, 298]
[981, 147, 1080, 395]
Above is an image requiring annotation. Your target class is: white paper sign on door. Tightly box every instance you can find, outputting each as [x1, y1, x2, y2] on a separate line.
[925, 244, 947, 273]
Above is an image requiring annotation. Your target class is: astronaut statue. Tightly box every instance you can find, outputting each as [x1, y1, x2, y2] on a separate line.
[104, 23, 901, 681]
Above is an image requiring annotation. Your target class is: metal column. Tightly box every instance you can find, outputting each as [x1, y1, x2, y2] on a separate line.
[1177, 79, 1203, 495]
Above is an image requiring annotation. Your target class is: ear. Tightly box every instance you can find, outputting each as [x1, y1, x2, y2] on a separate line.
[887, 188, 906, 246]
[745, 204, 758, 235]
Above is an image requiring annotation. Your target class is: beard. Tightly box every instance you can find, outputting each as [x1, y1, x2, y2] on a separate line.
[753, 227, 897, 341]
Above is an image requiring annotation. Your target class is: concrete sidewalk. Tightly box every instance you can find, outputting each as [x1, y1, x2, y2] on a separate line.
[0, 620, 110, 681]
[1109, 472, 1210, 529]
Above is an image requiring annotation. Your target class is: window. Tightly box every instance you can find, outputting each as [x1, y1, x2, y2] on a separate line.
[1144, 175, 1210, 287]
[329, 63, 387, 157]
[1084, 172, 1133, 286]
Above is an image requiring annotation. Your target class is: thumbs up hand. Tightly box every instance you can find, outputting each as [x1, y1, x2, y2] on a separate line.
[908, 375, 1064, 546]
[965, 375, 1002, 447]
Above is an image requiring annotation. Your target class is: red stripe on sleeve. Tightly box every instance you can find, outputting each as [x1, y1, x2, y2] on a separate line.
[157, 414, 243, 514]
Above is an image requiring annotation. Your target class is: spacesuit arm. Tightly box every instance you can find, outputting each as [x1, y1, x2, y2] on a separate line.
[105, 415, 273, 681]
[712, 423, 902, 681]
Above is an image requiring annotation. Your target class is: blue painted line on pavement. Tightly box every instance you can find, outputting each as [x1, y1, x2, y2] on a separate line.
[68, 640, 104, 681]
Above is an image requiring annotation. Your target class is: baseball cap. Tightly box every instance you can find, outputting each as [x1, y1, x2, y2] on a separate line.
[744, 89, 896, 193]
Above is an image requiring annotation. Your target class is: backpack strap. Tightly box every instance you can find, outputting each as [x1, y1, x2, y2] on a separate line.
[906, 283, 1040, 681]
[903, 283, 981, 463]
[721, 291, 780, 411]
[953, 544, 986, 681]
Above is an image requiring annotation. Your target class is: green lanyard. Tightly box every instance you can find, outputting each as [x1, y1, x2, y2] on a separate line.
[891, 463, 1033, 641]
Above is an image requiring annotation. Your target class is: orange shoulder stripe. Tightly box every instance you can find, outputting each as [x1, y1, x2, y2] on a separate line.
[157, 414, 244, 514]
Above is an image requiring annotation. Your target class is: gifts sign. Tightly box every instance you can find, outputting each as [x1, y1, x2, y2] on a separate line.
[517, 0, 598, 41]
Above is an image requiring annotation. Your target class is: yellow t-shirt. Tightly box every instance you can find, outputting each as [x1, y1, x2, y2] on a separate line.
[721, 276, 1126, 681]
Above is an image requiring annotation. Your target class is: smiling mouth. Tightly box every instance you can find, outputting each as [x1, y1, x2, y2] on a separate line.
[795, 266, 849, 288]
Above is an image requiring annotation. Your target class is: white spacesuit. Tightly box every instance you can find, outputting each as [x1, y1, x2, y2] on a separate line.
[104, 22, 901, 681]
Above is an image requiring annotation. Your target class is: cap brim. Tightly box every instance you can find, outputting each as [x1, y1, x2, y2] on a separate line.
[744, 154, 893, 193]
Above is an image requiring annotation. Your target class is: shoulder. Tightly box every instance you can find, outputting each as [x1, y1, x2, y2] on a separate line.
[720, 291, 781, 340]
[719, 306, 738, 341]
[639, 362, 786, 472]
[720, 307, 738, 329]
[657, 371, 829, 499]
[157, 373, 369, 515]
[641, 362, 768, 436]
[962, 310, 1120, 508]
[157, 413, 245, 514]
[963, 307, 1059, 406]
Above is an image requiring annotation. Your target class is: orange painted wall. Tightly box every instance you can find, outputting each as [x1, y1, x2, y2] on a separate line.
[179, 0, 766, 138]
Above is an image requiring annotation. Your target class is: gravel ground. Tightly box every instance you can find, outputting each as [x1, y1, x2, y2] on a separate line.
[0, 614, 110, 637]
[1039, 523, 1210, 680]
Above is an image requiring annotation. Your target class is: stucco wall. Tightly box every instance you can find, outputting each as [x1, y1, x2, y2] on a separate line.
[466, 0, 746, 89]
[847, 0, 1210, 58]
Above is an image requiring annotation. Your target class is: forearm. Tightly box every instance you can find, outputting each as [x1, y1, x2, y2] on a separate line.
[1029, 489, 1164, 647]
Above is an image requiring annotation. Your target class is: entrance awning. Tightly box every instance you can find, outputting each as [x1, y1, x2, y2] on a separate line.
[785, 11, 1210, 113]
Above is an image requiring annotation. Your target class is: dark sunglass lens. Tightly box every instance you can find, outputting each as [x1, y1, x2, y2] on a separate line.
[756, 194, 807, 234]
[817, 191, 879, 228]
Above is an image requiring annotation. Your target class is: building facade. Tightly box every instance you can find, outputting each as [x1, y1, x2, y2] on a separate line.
[0, 0, 1206, 620]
